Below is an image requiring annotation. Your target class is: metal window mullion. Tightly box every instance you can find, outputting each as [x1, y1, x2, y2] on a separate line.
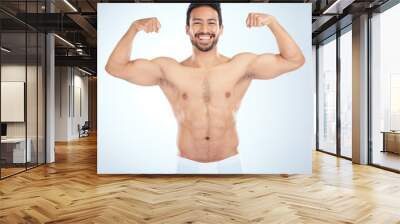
[72, 68, 74, 118]
[336, 30, 341, 157]
[367, 11, 373, 165]
[25, 0, 28, 171]
[316, 45, 320, 150]
[44, 32, 47, 165]
[68, 68, 71, 118]
[0, 27, 2, 179]
[44, 0, 48, 165]
[36, 0, 39, 167]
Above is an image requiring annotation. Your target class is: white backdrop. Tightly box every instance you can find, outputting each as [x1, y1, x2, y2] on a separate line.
[98, 3, 313, 174]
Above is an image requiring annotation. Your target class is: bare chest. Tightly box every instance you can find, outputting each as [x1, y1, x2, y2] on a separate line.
[160, 68, 249, 104]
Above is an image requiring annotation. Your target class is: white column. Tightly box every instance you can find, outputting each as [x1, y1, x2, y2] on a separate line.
[46, 33, 55, 163]
[45, 0, 56, 163]
[352, 14, 369, 164]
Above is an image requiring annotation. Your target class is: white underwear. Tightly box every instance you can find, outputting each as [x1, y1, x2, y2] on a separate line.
[176, 154, 242, 174]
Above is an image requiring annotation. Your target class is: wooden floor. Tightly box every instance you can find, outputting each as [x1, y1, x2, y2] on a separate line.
[1, 135, 400, 223]
[373, 150, 400, 171]
[0, 167, 26, 178]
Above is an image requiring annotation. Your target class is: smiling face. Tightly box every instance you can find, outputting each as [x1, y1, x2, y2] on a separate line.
[186, 6, 223, 52]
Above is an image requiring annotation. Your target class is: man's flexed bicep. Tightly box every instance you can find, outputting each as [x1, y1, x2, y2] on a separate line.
[107, 57, 166, 86]
[246, 53, 303, 80]
[105, 17, 165, 86]
[244, 13, 305, 80]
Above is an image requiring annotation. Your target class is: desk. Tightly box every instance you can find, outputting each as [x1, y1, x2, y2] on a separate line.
[382, 131, 400, 154]
[1, 138, 31, 163]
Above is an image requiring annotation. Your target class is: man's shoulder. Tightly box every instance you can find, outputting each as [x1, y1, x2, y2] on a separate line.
[152, 57, 179, 66]
[231, 52, 257, 61]
[179, 57, 191, 67]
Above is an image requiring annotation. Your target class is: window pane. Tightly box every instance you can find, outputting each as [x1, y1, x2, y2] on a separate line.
[340, 30, 352, 158]
[371, 3, 400, 171]
[318, 38, 337, 154]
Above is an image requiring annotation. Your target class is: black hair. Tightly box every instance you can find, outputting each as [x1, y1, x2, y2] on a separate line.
[186, 3, 222, 27]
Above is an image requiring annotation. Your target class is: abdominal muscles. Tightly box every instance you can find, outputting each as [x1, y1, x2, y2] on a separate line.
[175, 100, 239, 162]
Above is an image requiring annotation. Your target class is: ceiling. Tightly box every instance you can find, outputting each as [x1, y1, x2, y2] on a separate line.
[0, 0, 393, 75]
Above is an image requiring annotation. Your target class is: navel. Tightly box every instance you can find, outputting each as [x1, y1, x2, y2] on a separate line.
[225, 91, 231, 98]
[182, 93, 188, 100]
[205, 136, 210, 141]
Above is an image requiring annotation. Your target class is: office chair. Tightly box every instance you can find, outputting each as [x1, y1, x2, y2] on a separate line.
[79, 121, 90, 138]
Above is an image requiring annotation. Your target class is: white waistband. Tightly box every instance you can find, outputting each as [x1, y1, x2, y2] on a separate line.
[176, 154, 242, 174]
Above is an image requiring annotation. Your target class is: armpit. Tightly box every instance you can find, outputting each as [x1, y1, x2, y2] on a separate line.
[238, 73, 254, 82]
[159, 78, 175, 88]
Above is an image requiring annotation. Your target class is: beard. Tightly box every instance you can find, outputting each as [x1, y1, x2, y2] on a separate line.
[191, 32, 219, 52]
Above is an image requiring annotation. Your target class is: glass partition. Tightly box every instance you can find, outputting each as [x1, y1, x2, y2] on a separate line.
[27, 31, 38, 169]
[0, 1, 46, 179]
[38, 32, 45, 165]
[1, 30, 28, 178]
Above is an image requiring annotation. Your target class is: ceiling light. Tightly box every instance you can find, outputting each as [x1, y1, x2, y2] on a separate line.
[322, 0, 354, 15]
[78, 67, 93, 76]
[54, 34, 75, 48]
[1, 47, 11, 53]
[63, 0, 78, 12]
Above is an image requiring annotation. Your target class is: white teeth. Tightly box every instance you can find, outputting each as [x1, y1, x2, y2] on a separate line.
[199, 35, 211, 40]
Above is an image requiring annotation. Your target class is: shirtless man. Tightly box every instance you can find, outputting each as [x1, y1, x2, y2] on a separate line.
[105, 3, 305, 165]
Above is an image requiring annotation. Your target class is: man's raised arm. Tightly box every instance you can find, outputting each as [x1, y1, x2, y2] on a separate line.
[105, 17, 165, 86]
[243, 13, 305, 80]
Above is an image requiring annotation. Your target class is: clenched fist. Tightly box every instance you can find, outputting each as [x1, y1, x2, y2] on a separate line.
[246, 13, 275, 28]
[131, 17, 161, 33]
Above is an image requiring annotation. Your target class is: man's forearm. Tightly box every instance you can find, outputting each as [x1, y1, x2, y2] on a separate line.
[267, 19, 304, 63]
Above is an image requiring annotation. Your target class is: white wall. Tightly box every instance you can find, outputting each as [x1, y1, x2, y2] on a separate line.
[55, 67, 89, 141]
[1, 65, 37, 138]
